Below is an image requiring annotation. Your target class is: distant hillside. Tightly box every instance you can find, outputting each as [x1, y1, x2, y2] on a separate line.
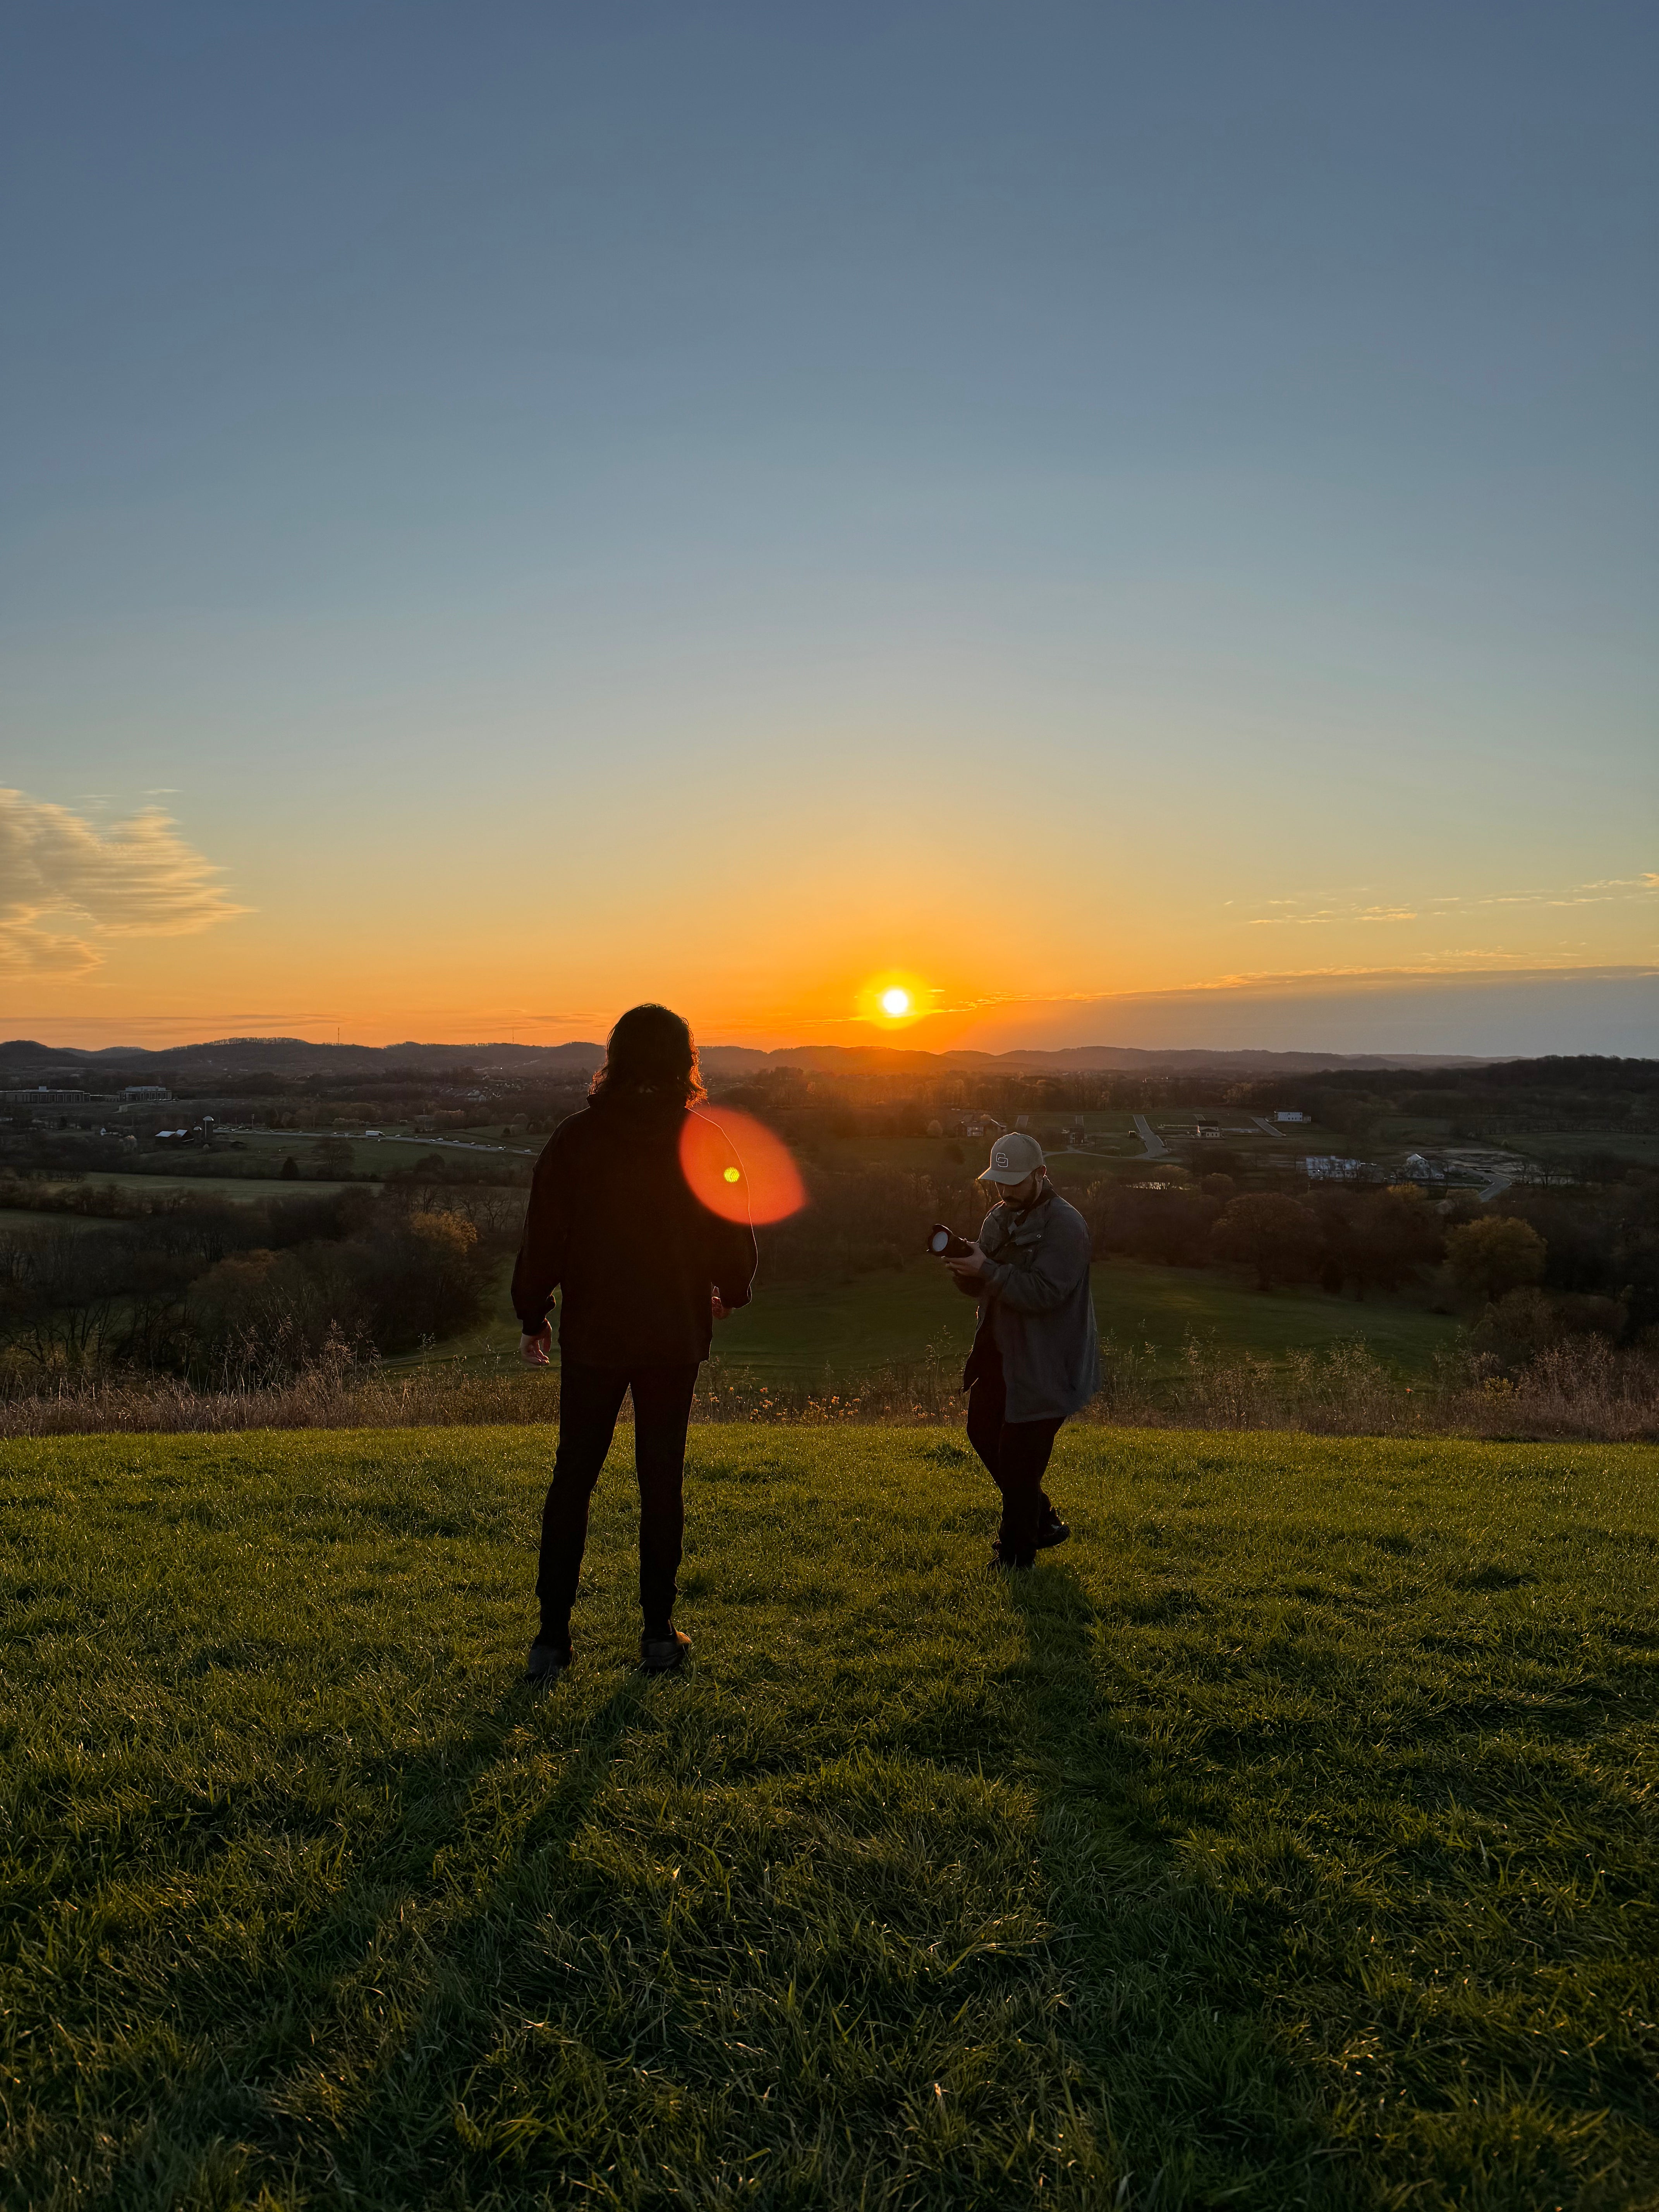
[1, 1033, 1500, 1083]
[696, 1044, 1499, 1075]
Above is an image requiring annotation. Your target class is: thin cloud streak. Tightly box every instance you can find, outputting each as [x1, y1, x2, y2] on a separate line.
[1249, 877, 1659, 927]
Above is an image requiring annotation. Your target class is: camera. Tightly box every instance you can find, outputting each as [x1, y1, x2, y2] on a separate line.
[927, 1223, 973, 1259]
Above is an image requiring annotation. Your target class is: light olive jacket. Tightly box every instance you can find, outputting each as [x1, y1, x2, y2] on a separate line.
[967, 1184, 1099, 1423]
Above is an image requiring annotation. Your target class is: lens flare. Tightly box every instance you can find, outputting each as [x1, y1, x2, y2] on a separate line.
[679, 1108, 807, 1225]
[880, 987, 911, 1017]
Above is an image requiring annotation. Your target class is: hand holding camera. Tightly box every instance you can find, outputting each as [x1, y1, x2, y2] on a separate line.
[928, 1222, 989, 1286]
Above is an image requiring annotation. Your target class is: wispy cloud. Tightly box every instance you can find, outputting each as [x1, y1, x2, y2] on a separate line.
[0, 790, 249, 975]
[1248, 876, 1658, 927]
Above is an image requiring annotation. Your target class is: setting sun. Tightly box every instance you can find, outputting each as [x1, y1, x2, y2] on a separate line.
[880, 988, 911, 1018]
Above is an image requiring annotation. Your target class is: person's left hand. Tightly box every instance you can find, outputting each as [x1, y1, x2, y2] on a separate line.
[945, 1243, 990, 1285]
[520, 1324, 553, 1367]
[711, 1288, 732, 1321]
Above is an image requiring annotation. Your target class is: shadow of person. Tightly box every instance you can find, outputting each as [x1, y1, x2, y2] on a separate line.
[994, 1558, 1347, 2203]
[997, 1559, 1157, 1839]
[121, 1667, 650, 2202]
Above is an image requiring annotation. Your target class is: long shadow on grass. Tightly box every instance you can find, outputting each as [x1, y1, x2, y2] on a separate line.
[118, 1670, 648, 2207]
[1001, 1564, 1348, 2210]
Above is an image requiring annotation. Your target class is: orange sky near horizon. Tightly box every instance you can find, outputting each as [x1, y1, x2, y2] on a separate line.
[2, 783, 1652, 1059]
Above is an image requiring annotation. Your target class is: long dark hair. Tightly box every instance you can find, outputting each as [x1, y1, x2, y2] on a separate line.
[589, 1003, 705, 1108]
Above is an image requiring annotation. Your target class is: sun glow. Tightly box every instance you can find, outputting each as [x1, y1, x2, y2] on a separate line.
[856, 971, 932, 1027]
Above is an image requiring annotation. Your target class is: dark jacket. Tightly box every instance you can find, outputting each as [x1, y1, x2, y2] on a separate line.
[962, 1182, 1099, 1423]
[511, 1094, 758, 1367]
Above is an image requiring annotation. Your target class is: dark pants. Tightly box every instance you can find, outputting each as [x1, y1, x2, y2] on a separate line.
[966, 1335, 1062, 1561]
[536, 1359, 700, 1645]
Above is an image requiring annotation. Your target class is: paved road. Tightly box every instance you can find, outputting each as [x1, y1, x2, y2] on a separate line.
[226, 1127, 537, 1158]
[1132, 1114, 1168, 1159]
[1251, 1116, 1294, 1139]
[1477, 1173, 1517, 1202]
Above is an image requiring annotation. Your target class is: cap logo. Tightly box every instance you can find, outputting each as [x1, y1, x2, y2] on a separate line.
[993, 1149, 1008, 1166]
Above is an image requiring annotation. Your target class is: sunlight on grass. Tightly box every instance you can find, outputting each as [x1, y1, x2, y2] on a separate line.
[2, 1425, 1655, 2207]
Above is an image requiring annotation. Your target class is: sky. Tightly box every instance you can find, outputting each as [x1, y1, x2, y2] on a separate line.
[2, 0, 1654, 1057]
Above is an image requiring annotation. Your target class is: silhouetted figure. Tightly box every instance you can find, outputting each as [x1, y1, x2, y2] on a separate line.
[944, 1132, 1098, 1568]
[513, 1005, 756, 1680]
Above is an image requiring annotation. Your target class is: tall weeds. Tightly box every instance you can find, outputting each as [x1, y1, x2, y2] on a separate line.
[1, 1333, 1653, 1440]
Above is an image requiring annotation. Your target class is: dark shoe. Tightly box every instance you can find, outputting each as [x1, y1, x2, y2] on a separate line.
[1033, 1510, 1071, 1551]
[526, 1637, 572, 1685]
[989, 1542, 1035, 1572]
[639, 1628, 692, 1674]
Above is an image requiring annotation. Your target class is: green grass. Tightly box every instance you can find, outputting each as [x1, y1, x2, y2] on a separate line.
[0, 1207, 108, 1234]
[423, 1255, 1457, 1382]
[1512, 1132, 1659, 1169]
[52, 1172, 374, 1203]
[2, 1424, 1655, 2209]
[222, 1128, 532, 1176]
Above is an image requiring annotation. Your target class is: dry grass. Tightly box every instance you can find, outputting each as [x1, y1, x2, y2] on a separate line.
[2, 1334, 1654, 1441]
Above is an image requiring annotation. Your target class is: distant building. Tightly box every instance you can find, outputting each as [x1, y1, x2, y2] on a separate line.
[2, 1086, 95, 1104]
[122, 1085, 170, 1101]
[1303, 1156, 1363, 1180]
[1274, 1109, 1308, 1123]
[1195, 1121, 1221, 1139]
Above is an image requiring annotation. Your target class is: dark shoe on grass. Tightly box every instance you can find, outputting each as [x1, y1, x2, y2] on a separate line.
[526, 1637, 572, 1685]
[989, 1542, 1036, 1572]
[640, 1628, 692, 1674]
[1033, 1509, 1071, 1551]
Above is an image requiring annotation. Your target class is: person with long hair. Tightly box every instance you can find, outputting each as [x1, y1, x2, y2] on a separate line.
[513, 1004, 757, 1681]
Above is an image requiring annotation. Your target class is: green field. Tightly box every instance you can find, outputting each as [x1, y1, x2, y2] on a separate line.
[421, 1254, 1458, 1382]
[3, 1424, 1655, 2208]
[1513, 1131, 1659, 1169]
[25, 1173, 373, 1205]
[0, 1207, 108, 1234]
[230, 1125, 537, 1175]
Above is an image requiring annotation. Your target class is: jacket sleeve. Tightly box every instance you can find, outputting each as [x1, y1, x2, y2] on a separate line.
[704, 1122, 758, 1310]
[981, 1208, 1091, 1314]
[710, 1211, 758, 1312]
[955, 1207, 1000, 1296]
[510, 1131, 574, 1331]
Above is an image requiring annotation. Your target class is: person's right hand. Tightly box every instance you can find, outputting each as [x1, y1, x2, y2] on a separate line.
[520, 1324, 552, 1367]
[711, 1289, 732, 1322]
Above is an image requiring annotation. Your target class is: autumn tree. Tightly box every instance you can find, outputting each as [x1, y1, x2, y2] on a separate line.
[1444, 1215, 1546, 1304]
[1210, 1192, 1322, 1290]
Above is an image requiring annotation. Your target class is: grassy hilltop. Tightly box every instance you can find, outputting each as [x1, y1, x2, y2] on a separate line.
[3, 1424, 1657, 2209]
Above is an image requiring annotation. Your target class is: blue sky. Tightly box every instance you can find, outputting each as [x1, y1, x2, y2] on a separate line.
[2, 1, 1654, 1050]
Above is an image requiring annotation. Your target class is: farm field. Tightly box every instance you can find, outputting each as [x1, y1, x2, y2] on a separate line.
[1513, 1131, 1659, 1168]
[20, 1172, 373, 1205]
[0, 1207, 108, 1234]
[225, 1128, 531, 1176]
[410, 1254, 1458, 1382]
[3, 1423, 1654, 2209]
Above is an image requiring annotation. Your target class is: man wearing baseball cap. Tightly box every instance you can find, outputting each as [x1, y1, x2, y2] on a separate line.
[943, 1132, 1099, 1569]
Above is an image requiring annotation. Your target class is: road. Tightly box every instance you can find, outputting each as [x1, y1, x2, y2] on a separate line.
[1132, 1114, 1168, 1159]
[224, 1127, 537, 1158]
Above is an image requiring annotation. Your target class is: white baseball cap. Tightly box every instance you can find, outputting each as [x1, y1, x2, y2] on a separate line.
[980, 1131, 1046, 1185]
